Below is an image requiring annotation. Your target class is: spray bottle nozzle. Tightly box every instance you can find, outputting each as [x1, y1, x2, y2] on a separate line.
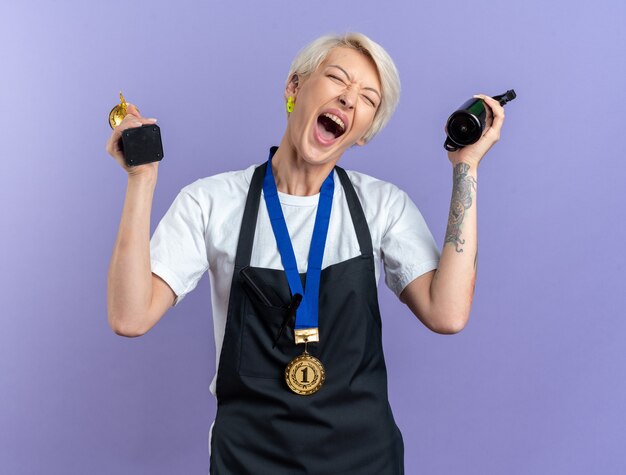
[492, 89, 517, 106]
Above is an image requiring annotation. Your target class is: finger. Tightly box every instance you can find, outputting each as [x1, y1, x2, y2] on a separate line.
[473, 93, 493, 130]
[484, 99, 504, 139]
[474, 94, 505, 137]
[118, 114, 157, 130]
[126, 115, 158, 126]
[123, 103, 157, 126]
[126, 103, 141, 118]
[474, 94, 505, 120]
[116, 114, 144, 132]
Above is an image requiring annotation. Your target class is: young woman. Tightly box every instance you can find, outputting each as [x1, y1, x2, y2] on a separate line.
[107, 32, 505, 474]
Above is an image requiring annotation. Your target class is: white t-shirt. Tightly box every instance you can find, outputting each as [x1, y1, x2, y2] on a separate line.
[150, 162, 441, 396]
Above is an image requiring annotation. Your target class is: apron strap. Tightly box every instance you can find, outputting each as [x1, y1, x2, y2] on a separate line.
[334, 165, 374, 257]
[234, 153, 374, 269]
[234, 160, 268, 269]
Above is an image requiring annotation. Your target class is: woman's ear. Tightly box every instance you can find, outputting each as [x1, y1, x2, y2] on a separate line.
[284, 74, 300, 100]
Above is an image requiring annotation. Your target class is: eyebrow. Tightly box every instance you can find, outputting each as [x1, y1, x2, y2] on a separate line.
[327, 64, 381, 100]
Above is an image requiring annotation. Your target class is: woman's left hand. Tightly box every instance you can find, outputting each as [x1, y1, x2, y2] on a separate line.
[446, 94, 506, 169]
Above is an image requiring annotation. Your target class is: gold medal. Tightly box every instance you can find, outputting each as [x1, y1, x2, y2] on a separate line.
[285, 328, 324, 395]
[108, 91, 129, 129]
[285, 347, 325, 396]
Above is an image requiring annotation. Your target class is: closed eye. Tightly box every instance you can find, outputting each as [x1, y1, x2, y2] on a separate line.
[327, 74, 345, 84]
[362, 95, 376, 107]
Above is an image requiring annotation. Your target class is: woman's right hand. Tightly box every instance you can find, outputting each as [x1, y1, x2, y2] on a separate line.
[105, 103, 159, 176]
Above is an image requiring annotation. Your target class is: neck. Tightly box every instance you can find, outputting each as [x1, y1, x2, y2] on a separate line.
[271, 137, 338, 196]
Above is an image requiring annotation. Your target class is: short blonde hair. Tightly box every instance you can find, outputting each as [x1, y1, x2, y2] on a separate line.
[286, 32, 401, 144]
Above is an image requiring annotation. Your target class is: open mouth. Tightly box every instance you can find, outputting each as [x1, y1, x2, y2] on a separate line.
[316, 112, 346, 142]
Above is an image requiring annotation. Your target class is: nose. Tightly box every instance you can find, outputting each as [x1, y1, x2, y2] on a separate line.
[339, 89, 357, 109]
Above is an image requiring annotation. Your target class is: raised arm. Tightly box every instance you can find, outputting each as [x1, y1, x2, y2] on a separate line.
[400, 94, 505, 334]
[105, 105, 173, 337]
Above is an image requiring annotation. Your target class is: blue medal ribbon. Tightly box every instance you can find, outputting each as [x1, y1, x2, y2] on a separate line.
[262, 149, 334, 331]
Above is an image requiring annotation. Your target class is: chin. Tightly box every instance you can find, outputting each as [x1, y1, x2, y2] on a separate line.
[301, 144, 343, 166]
[291, 128, 348, 166]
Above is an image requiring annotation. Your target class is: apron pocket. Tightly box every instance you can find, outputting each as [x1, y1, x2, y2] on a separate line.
[239, 296, 301, 379]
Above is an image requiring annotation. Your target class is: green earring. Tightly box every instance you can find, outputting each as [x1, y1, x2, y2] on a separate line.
[286, 96, 295, 113]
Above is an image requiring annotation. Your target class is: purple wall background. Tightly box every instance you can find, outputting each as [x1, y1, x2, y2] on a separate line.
[1, 0, 624, 473]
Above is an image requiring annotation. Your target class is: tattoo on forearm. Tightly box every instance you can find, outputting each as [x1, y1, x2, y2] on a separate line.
[445, 163, 477, 252]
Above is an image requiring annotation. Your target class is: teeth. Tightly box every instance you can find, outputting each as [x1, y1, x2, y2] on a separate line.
[322, 113, 345, 132]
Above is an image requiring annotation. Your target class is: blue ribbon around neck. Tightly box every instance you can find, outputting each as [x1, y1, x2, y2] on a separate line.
[262, 149, 335, 330]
